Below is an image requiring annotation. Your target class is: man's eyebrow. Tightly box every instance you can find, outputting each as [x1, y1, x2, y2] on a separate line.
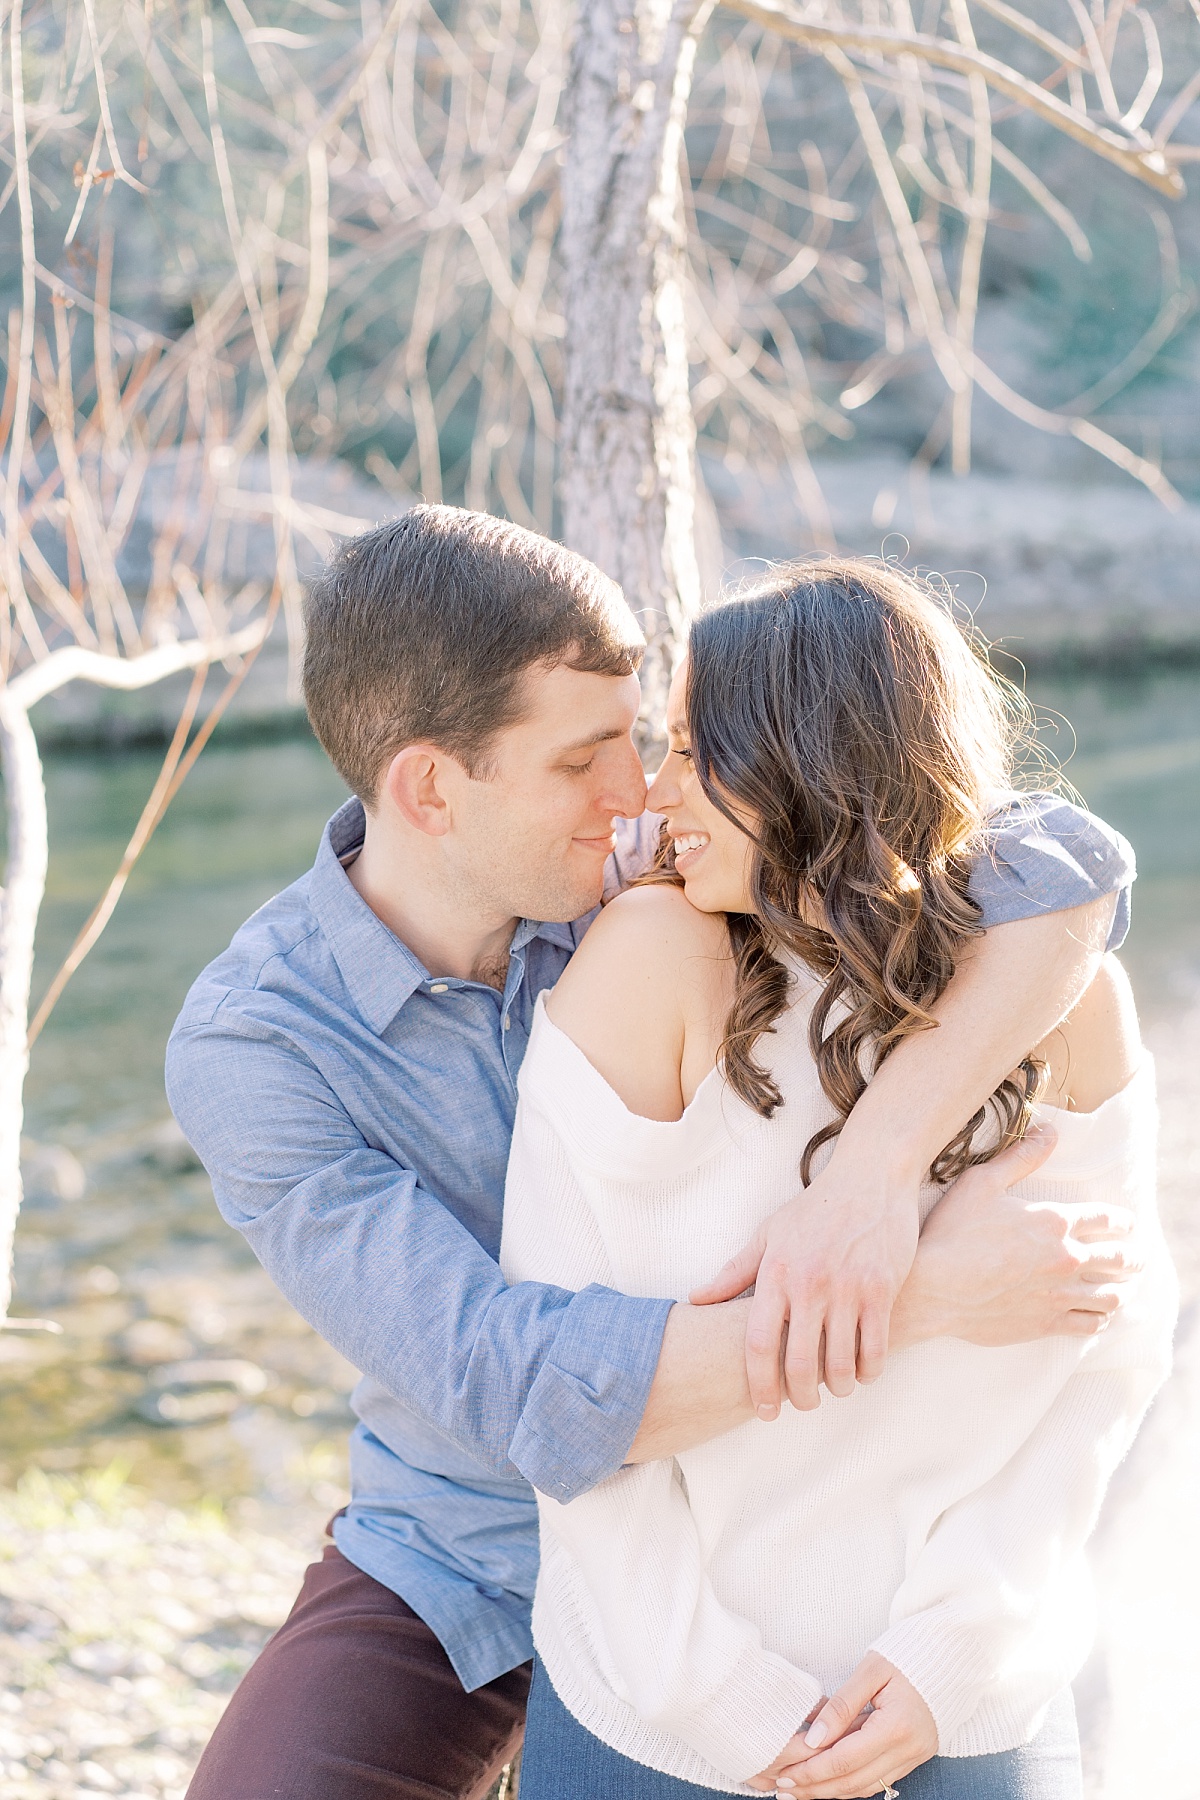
[556, 727, 626, 756]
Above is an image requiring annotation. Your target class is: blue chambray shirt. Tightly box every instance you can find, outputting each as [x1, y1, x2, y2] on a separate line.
[166, 792, 1133, 1691]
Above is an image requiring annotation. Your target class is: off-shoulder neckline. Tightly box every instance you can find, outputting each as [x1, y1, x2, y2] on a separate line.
[531, 992, 730, 1130]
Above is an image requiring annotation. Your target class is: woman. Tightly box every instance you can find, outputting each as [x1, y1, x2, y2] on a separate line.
[500, 560, 1176, 1800]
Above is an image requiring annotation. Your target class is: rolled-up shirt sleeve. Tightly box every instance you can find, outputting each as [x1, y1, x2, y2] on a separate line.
[165, 1017, 671, 1500]
[970, 793, 1135, 949]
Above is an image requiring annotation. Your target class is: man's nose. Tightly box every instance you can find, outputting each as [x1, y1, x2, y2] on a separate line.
[607, 743, 649, 817]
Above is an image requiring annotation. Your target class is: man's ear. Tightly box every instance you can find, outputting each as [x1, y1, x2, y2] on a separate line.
[380, 743, 459, 836]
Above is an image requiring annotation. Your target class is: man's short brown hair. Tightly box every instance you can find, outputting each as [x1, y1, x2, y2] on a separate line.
[302, 506, 644, 802]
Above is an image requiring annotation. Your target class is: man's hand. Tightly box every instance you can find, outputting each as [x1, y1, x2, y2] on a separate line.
[690, 1152, 921, 1414]
[748, 1654, 937, 1796]
[891, 1124, 1143, 1351]
[632, 1121, 1140, 1465]
[692, 1122, 1142, 1420]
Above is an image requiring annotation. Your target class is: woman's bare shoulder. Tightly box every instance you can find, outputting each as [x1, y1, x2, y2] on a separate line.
[546, 885, 732, 1121]
[1036, 953, 1143, 1113]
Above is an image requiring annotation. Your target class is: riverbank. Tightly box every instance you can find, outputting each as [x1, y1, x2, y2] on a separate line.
[23, 463, 1200, 750]
[0, 1471, 520, 1800]
[0, 1469, 313, 1799]
[706, 455, 1200, 667]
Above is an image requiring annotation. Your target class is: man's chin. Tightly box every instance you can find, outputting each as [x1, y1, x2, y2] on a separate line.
[515, 873, 607, 926]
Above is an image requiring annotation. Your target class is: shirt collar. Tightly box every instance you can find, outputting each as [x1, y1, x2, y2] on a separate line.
[308, 798, 581, 1034]
[309, 799, 429, 1034]
[512, 916, 577, 955]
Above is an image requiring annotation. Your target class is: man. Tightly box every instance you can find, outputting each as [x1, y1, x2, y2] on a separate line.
[167, 507, 1136, 1799]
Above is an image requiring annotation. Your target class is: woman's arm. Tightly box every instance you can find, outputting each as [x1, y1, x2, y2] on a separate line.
[694, 894, 1119, 1414]
[1035, 949, 1142, 1112]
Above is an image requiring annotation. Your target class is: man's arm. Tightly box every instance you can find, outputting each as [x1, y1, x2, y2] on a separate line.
[628, 1123, 1138, 1462]
[693, 893, 1118, 1416]
[165, 1017, 670, 1504]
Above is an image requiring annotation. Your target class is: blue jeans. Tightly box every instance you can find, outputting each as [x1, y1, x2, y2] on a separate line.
[518, 1658, 1082, 1800]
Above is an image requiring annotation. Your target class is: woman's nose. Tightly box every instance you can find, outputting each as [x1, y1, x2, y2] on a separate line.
[646, 756, 679, 812]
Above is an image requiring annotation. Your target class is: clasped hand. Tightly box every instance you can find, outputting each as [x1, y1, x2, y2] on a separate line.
[747, 1652, 937, 1797]
[691, 1124, 1140, 1411]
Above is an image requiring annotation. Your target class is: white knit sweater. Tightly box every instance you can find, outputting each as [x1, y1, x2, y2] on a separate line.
[499, 968, 1176, 1792]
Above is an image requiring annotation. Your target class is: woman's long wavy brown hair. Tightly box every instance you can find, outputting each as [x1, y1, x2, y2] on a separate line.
[656, 558, 1045, 1185]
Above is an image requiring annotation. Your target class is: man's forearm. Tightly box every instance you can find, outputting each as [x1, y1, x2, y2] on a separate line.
[627, 1277, 939, 1463]
[626, 1299, 754, 1461]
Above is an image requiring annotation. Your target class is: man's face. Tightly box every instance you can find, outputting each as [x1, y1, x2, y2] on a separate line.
[440, 662, 647, 924]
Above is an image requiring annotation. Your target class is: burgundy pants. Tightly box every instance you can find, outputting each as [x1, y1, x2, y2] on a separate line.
[186, 1544, 531, 1800]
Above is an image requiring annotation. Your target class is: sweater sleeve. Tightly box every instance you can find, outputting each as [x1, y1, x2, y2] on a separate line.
[871, 1068, 1177, 1750]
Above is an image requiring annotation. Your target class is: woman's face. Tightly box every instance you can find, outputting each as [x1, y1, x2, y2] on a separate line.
[646, 662, 757, 915]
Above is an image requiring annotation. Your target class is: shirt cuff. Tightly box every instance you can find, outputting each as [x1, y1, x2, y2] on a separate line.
[508, 1285, 673, 1502]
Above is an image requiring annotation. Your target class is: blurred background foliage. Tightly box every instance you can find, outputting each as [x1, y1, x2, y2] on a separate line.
[3, 0, 1196, 550]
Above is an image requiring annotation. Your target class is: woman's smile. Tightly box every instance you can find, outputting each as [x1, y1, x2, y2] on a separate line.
[671, 830, 710, 871]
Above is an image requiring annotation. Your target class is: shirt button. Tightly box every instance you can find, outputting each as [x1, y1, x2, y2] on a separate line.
[430, 983, 449, 994]
[503, 1016, 511, 1030]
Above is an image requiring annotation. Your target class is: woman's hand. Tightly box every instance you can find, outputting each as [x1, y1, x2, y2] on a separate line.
[689, 1151, 921, 1412]
[748, 1654, 937, 1797]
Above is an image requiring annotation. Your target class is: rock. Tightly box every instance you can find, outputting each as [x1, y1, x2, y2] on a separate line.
[138, 1389, 238, 1426]
[119, 1322, 195, 1368]
[68, 1643, 133, 1678]
[21, 1144, 87, 1205]
[138, 1360, 273, 1427]
[150, 1360, 271, 1398]
[139, 1121, 203, 1177]
[77, 1268, 120, 1298]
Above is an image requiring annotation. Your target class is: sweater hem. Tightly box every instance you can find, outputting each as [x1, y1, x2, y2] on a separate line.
[532, 1595, 821, 1791]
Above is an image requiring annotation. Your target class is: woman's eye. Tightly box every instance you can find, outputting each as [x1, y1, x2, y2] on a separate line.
[674, 745, 693, 762]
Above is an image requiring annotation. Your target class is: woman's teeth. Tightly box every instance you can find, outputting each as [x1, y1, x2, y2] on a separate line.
[673, 834, 709, 858]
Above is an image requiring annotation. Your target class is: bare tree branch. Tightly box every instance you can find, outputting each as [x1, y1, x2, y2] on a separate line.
[718, 0, 1184, 195]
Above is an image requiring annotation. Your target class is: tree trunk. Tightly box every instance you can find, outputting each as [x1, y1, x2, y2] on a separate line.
[560, 0, 715, 750]
[0, 692, 48, 1323]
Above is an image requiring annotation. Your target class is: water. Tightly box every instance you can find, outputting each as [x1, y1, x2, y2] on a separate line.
[1029, 674, 1200, 1022]
[4, 676, 1199, 1514]
[5, 737, 356, 1514]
